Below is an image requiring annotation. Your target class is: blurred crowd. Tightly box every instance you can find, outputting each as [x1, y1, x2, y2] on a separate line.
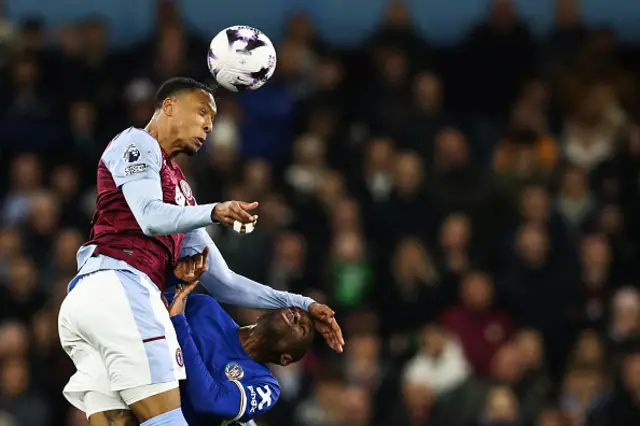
[2, 0, 640, 425]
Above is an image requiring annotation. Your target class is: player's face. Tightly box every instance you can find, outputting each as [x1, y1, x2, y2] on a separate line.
[257, 307, 314, 365]
[173, 89, 217, 156]
[277, 307, 313, 342]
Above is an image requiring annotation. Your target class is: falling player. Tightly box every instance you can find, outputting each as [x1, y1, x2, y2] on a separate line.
[58, 77, 343, 426]
[168, 259, 314, 426]
[87, 251, 316, 426]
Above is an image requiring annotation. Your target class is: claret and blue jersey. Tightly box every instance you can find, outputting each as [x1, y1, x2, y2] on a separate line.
[66, 125, 312, 424]
[166, 291, 280, 426]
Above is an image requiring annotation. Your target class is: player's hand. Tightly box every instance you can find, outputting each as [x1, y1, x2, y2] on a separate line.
[168, 281, 200, 317]
[174, 247, 209, 284]
[212, 201, 259, 232]
[308, 303, 344, 353]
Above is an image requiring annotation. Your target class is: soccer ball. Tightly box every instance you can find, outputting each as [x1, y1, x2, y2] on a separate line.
[207, 25, 277, 92]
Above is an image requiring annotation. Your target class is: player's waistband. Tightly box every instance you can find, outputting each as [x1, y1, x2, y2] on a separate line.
[68, 253, 160, 293]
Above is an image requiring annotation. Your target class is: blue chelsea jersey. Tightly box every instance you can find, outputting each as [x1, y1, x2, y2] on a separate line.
[167, 292, 281, 426]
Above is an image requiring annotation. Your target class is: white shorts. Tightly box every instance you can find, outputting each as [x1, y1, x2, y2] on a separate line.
[58, 269, 186, 415]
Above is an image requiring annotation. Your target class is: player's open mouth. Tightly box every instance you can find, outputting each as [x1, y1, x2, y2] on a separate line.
[195, 137, 205, 146]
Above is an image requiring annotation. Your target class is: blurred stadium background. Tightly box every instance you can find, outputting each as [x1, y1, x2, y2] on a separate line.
[2, 0, 640, 425]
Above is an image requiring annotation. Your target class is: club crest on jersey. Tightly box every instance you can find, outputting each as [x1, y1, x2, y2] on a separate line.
[180, 180, 193, 200]
[225, 362, 244, 381]
[175, 348, 184, 367]
[124, 143, 140, 163]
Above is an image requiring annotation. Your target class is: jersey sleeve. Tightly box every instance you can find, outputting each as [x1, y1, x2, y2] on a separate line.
[236, 380, 280, 423]
[102, 128, 163, 187]
[122, 180, 215, 236]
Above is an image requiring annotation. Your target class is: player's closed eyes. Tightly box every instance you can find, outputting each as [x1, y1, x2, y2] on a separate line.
[288, 309, 308, 337]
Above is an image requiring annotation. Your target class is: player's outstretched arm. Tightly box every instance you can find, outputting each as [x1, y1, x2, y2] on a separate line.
[104, 129, 256, 236]
[123, 179, 215, 236]
[181, 228, 316, 310]
[180, 229, 345, 352]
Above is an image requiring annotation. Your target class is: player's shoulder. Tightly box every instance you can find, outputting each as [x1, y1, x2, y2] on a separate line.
[102, 127, 162, 165]
[225, 358, 279, 387]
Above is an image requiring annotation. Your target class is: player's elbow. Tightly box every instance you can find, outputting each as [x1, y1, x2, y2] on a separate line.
[138, 214, 174, 236]
[141, 225, 160, 237]
[191, 396, 229, 417]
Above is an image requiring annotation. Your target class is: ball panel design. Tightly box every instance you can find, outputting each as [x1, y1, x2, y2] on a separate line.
[207, 25, 277, 92]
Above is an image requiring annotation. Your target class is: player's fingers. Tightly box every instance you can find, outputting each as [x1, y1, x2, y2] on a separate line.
[237, 201, 259, 211]
[194, 254, 204, 270]
[174, 263, 184, 276]
[187, 259, 196, 277]
[315, 322, 339, 352]
[230, 204, 256, 223]
[331, 321, 345, 346]
[201, 247, 210, 266]
[323, 329, 342, 353]
[221, 216, 236, 227]
[174, 285, 183, 299]
[329, 336, 343, 353]
[231, 201, 258, 221]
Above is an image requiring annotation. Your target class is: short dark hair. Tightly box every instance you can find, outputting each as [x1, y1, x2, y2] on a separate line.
[155, 77, 215, 109]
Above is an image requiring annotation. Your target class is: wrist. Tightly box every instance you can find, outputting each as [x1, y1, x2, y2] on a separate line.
[170, 312, 187, 321]
[305, 300, 318, 311]
[210, 203, 219, 224]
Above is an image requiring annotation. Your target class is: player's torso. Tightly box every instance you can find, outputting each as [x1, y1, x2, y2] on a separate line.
[87, 128, 196, 289]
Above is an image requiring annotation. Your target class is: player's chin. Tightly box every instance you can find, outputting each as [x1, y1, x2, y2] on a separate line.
[183, 144, 201, 157]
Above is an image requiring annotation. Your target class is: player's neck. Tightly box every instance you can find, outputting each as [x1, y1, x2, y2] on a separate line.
[145, 117, 180, 159]
[238, 326, 264, 362]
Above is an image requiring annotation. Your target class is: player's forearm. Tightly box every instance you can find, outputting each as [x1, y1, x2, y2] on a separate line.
[181, 229, 315, 311]
[205, 272, 315, 311]
[122, 179, 215, 236]
[170, 314, 241, 418]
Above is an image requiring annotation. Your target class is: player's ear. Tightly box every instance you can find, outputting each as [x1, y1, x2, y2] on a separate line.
[279, 353, 293, 367]
[162, 97, 175, 116]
